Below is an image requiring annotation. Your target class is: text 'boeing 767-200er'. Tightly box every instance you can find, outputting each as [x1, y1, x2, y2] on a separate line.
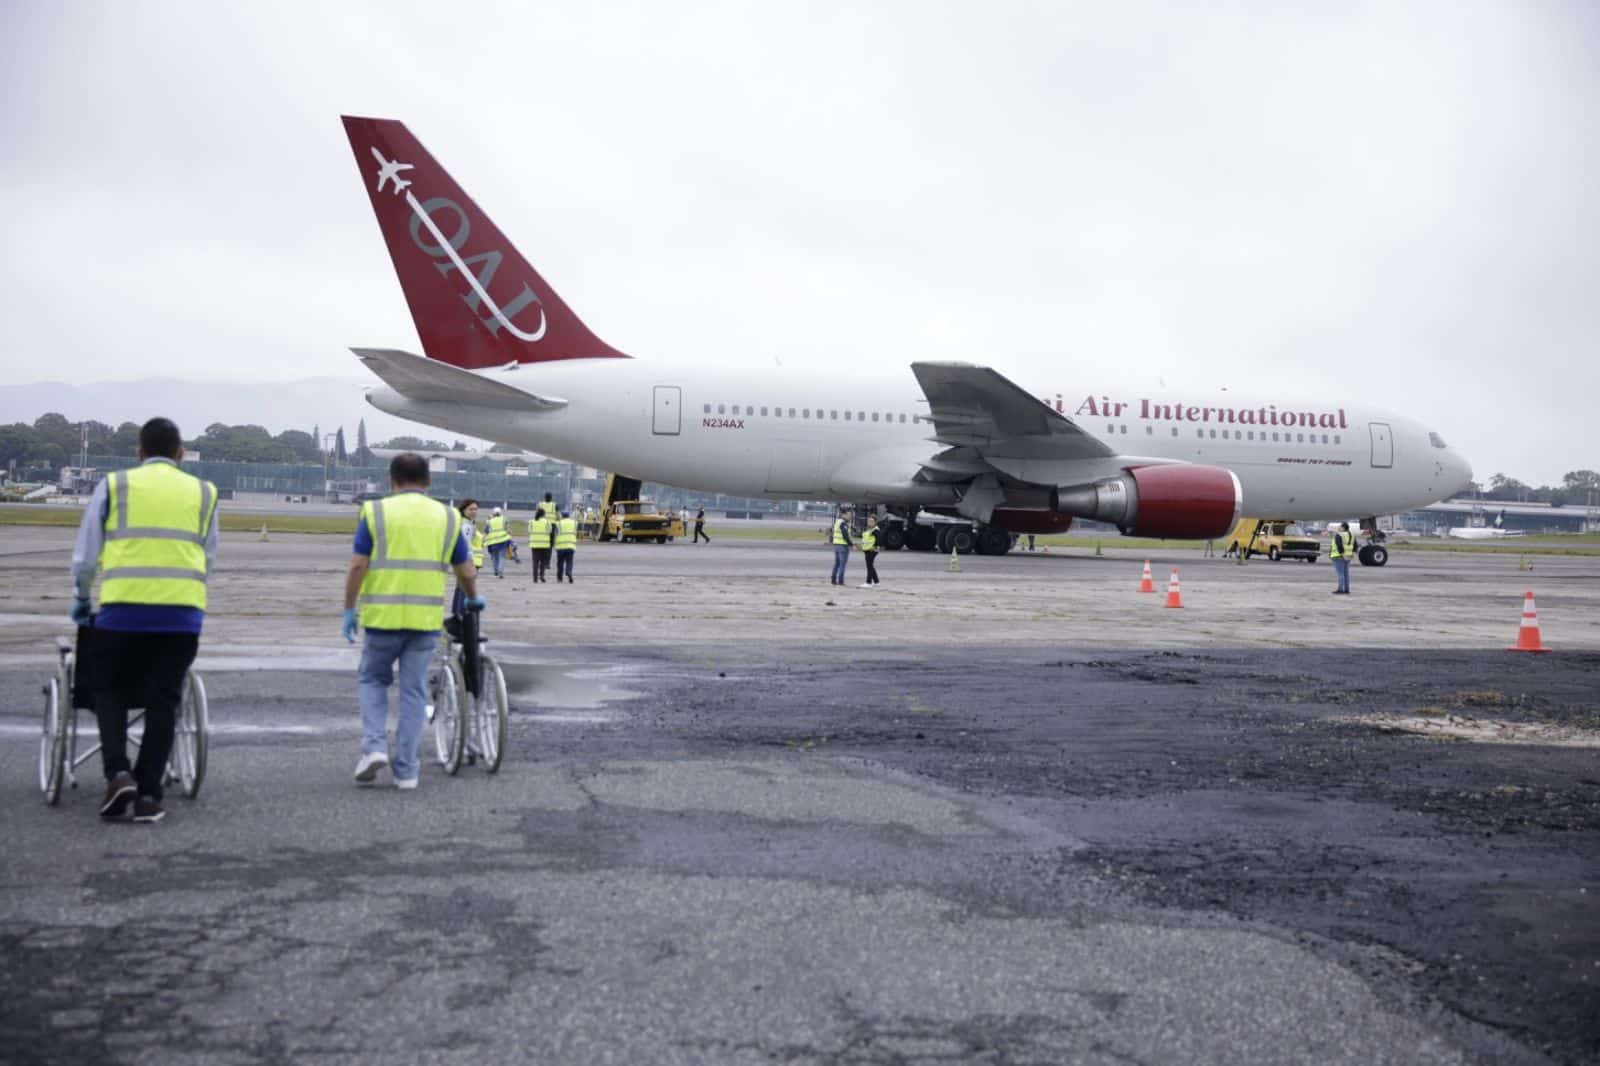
[341, 115, 1472, 560]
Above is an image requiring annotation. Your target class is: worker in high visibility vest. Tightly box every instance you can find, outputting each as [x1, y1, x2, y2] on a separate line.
[859, 514, 881, 587]
[1330, 521, 1356, 595]
[554, 510, 579, 583]
[537, 492, 557, 522]
[528, 510, 554, 583]
[829, 505, 854, 586]
[483, 506, 512, 578]
[449, 498, 484, 622]
[343, 453, 482, 790]
[69, 417, 219, 824]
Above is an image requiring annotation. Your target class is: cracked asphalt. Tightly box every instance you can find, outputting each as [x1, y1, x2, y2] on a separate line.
[0, 530, 1596, 1064]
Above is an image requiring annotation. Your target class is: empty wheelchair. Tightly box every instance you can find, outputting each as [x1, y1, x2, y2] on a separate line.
[39, 630, 209, 805]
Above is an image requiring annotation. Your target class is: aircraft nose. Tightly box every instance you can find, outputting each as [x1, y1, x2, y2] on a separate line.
[1451, 451, 1473, 494]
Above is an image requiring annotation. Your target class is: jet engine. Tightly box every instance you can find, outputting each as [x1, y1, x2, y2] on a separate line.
[1050, 465, 1242, 539]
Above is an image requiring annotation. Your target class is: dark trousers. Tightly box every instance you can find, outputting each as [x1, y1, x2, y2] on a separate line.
[864, 550, 879, 584]
[694, 523, 709, 543]
[90, 630, 199, 801]
[533, 547, 551, 582]
[556, 549, 574, 581]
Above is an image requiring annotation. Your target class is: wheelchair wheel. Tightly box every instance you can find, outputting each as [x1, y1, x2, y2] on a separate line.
[476, 653, 508, 774]
[431, 660, 465, 774]
[39, 667, 68, 805]
[172, 671, 208, 799]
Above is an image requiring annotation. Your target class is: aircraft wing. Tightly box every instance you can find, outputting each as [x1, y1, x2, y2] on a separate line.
[352, 347, 567, 411]
[910, 362, 1114, 458]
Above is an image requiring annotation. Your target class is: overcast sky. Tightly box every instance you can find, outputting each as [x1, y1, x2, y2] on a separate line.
[2, 1, 1595, 485]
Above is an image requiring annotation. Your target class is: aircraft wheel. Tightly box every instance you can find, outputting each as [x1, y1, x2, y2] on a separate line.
[934, 525, 956, 555]
[950, 527, 977, 554]
[1268, 547, 1281, 561]
[907, 524, 937, 551]
[879, 525, 906, 551]
[1359, 544, 1389, 567]
[977, 526, 1011, 555]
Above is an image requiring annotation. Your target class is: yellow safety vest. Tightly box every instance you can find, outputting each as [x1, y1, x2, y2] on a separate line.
[832, 518, 850, 546]
[99, 461, 217, 610]
[1331, 532, 1353, 559]
[529, 516, 552, 548]
[357, 492, 461, 631]
[861, 527, 878, 552]
[554, 517, 578, 550]
[483, 514, 511, 547]
[468, 525, 485, 568]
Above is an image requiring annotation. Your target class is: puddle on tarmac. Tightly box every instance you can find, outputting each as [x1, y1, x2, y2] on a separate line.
[498, 661, 642, 711]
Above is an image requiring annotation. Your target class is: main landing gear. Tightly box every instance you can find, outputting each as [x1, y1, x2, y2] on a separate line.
[874, 512, 1015, 556]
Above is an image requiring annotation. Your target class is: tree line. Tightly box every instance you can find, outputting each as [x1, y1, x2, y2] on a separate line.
[0, 413, 473, 472]
[1473, 471, 1600, 508]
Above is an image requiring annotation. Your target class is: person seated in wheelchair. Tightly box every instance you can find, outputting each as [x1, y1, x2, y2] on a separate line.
[445, 498, 484, 643]
[69, 417, 219, 824]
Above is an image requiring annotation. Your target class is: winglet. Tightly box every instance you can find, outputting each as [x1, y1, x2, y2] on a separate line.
[341, 116, 628, 369]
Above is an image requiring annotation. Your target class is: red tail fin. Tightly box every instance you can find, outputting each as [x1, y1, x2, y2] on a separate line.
[341, 116, 627, 368]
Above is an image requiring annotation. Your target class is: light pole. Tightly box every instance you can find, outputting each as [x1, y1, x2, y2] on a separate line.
[323, 433, 338, 501]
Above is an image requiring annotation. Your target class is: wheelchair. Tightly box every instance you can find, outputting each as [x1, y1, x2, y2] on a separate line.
[429, 607, 508, 775]
[38, 629, 209, 805]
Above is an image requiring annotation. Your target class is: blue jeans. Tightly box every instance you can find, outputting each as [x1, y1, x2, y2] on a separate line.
[358, 629, 437, 781]
[487, 543, 508, 576]
[831, 545, 849, 584]
[556, 549, 574, 581]
[1333, 557, 1350, 592]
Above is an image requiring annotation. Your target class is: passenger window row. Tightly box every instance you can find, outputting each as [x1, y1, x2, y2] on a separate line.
[1112, 423, 1341, 445]
[703, 403, 912, 424]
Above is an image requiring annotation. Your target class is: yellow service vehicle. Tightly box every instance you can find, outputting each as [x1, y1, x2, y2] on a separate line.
[1224, 518, 1320, 562]
[597, 474, 685, 543]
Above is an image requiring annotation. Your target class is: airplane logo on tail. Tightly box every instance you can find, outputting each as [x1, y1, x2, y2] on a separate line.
[369, 147, 414, 195]
[367, 142, 547, 343]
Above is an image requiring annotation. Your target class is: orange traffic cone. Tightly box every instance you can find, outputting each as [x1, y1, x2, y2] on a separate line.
[1138, 560, 1155, 593]
[1508, 591, 1550, 653]
[1163, 568, 1184, 608]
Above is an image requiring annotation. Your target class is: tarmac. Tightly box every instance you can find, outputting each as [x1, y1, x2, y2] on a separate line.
[0, 524, 1596, 1064]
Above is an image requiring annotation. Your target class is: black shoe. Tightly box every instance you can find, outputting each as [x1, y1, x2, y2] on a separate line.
[100, 771, 136, 818]
[132, 796, 165, 823]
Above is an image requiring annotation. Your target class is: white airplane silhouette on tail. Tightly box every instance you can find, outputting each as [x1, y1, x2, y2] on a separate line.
[369, 146, 413, 195]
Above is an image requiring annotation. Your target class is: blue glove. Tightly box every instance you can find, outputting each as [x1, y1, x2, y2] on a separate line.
[463, 595, 487, 611]
[70, 597, 92, 625]
[342, 607, 359, 643]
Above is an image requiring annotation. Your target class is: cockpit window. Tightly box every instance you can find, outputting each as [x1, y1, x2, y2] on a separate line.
[1428, 432, 1447, 449]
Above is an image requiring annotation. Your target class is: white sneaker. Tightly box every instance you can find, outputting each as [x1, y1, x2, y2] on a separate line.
[353, 751, 389, 783]
[395, 776, 419, 791]
[858, 583, 872, 587]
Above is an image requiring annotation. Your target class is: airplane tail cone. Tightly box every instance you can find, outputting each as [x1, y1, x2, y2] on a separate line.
[947, 546, 960, 573]
[1508, 591, 1550, 652]
[1163, 568, 1183, 609]
[1138, 560, 1155, 593]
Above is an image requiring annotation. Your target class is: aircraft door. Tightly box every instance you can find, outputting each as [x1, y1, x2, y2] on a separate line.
[1369, 422, 1393, 468]
[652, 385, 681, 435]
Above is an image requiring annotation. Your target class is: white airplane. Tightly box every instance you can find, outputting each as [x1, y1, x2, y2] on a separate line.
[341, 116, 1473, 561]
[1448, 510, 1524, 539]
[368, 146, 413, 196]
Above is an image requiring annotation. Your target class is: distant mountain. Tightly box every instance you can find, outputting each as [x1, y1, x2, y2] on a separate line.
[0, 377, 487, 448]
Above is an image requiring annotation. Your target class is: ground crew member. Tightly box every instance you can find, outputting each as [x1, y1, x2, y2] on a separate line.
[69, 417, 218, 824]
[529, 509, 553, 583]
[554, 509, 578, 582]
[1330, 522, 1356, 595]
[860, 513, 881, 587]
[450, 498, 483, 622]
[537, 492, 557, 522]
[694, 508, 709, 544]
[343, 453, 482, 790]
[830, 506, 853, 586]
[483, 506, 512, 577]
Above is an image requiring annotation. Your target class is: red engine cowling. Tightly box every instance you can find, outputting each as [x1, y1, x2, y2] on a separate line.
[1050, 464, 1241, 539]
